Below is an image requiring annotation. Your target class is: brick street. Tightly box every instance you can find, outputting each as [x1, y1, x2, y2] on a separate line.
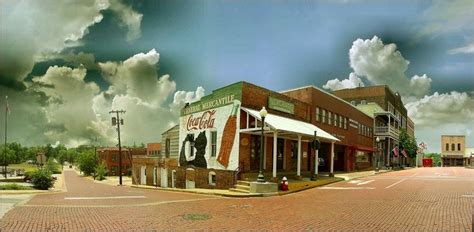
[1, 167, 472, 231]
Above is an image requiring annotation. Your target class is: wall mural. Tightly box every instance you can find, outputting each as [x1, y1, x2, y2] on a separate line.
[179, 100, 241, 171]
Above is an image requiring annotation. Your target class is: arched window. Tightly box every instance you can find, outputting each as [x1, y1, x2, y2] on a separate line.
[458, 143, 461, 151]
[451, 143, 455, 151]
[446, 143, 449, 151]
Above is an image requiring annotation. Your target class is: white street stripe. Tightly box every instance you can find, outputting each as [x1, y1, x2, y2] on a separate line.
[357, 180, 374, 185]
[385, 178, 407, 189]
[65, 196, 146, 200]
[318, 187, 375, 190]
[462, 195, 474, 198]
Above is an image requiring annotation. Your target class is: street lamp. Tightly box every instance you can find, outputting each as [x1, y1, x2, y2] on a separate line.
[375, 137, 380, 172]
[311, 131, 320, 181]
[257, 106, 267, 183]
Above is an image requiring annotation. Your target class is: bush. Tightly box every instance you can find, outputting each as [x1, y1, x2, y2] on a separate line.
[31, 169, 54, 190]
[0, 183, 33, 190]
[78, 151, 97, 176]
[45, 157, 61, 174]
[95, 161, 107, 181]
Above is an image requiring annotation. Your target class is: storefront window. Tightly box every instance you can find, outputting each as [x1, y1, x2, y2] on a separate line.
[356, 151, 369, 162]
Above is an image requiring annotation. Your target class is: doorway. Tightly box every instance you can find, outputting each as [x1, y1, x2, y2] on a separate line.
[277, 138, 284, 170]
[250, 135, 262, 171]
[140, 166, 146, 185]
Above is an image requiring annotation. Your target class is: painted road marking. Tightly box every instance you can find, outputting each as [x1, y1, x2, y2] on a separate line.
[65, 196, 146, 200]
[385, 178, 407, 189]
[357, 180, 374, 185]
[349, 180, 362, 184]
[319, 187, 375, 190]
[462, 195, 474, 198]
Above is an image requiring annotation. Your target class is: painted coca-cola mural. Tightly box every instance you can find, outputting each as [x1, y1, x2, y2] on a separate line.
[179, 99, 241, 171]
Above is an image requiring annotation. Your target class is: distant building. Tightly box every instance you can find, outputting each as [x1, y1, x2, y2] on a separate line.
[98, 147, 146, 176]
[36, 152, 46, 166]
[441, 135, 469, 166]
[146, 143, 161, 156]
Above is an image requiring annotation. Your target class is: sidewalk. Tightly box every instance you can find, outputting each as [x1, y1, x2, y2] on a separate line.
[333, 169, 392, 181]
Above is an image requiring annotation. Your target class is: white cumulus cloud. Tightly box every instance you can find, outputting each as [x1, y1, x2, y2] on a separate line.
[323, 72, 364, 91]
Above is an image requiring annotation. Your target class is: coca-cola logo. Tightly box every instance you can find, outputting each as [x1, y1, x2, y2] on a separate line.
[186, 110, 216, 131]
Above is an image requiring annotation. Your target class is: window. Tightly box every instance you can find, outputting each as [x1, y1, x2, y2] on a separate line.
[339, 115, 343, 128]
[322, 109, 327, 123]
[350, 100, 356, 105]
[361, 100, 367, 105]
[328, 112, 332, 125]
[112, 154, 118, 162]
[211, 131, 217, 157]
[165, 138, 171, 158]
[451, 143, 455, 151]
[153, 167, 157, 185]
[458, 143, 461, 151]
[316, 107, 321, 122]
[209, 171, 216, 186]
[344, 117, 347, 130]
[334, 113, 338, 126]
[446, 143, 449, 151]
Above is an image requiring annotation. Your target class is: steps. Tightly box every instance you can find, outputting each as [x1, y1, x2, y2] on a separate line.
[229, 180, 251, 193]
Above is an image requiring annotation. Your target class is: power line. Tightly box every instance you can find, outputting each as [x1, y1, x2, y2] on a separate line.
[109, 110, 125, 185]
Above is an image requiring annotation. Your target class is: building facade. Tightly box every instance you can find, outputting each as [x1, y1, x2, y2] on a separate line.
[146, 143, 161, 156]
[98, 147, 146, 176]
[441, 135, 469, 166]
[332, 85, 412, 168]
[170, 81, 379, 190]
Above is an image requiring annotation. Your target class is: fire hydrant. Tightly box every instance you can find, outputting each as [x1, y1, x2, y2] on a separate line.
[280, 176, 289, 191]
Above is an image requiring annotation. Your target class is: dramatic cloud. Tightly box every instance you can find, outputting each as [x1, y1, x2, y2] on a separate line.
[348, 36, 432, 98]
[109, 0, 143, 41]
[406, 91, 474, 127]
[323, 72, 364, 91]
[0, 0, 143, 88]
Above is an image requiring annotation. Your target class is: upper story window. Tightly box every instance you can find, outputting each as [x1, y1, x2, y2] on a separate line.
[322, 109, 327, 123]
[350, 100, 356, 105]
[361, 100, 367, 105]
[339, 115, 343, 128]
[165, 138, 171, 158]
[316, 107, 321, 122]
[458, 143, 461, 151]
[446, 143, 449, 151]
[328, 111, 332, 125]
[344, 117, 347, 130]
[334, 113, 338, 126]
[451, 143, 455, 151]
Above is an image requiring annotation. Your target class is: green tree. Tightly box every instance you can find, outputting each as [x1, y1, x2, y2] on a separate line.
[95, 161, 107, 181]
[0, 145, 15, 166]
[45, 157, 60, 174]
[399, 129, 417, 158]
[77, 150, 97, 176]
[424, 153, 441, 167]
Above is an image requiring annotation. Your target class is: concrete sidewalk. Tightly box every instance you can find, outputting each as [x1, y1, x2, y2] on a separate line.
[333, 169, 392, 181]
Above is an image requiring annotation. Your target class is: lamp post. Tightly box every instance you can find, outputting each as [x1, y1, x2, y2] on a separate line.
[375, 137, 380, 172]
[311, 131, 320, 181]
[257, 107, 267, 183]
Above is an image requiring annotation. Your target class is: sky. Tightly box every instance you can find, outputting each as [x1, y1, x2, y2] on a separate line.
[0, 0, 473, 153]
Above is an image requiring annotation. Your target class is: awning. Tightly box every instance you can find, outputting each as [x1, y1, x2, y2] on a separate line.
[351, 145, 376, 152]
[241, 107, 339, 142]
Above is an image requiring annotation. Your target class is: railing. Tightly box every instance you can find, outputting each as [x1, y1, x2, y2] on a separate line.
[374, 126, 399, 138]
[232, 164, 243, 186]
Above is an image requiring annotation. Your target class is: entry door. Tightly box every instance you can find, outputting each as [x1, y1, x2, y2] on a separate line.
[250, 135, 261, 170]
[277, 138, 284, 170]
[161, 168, 168, 188]
[140, 166, 146, 185]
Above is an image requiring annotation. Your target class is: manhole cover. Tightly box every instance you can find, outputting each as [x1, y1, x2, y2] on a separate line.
[182, 213, 212, 221]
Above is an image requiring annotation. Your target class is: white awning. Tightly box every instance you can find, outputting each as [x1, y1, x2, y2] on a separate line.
[242, 107, 339, 142]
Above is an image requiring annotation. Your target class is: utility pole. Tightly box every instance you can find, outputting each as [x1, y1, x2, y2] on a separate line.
[3, 96, 8, 178]
[109, 110, 125, 185]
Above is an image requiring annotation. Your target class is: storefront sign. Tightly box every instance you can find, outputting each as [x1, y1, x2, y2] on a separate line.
[186, 110, 216, 131]
[183, 95, 235, 115]
[268, 96, 294, 114]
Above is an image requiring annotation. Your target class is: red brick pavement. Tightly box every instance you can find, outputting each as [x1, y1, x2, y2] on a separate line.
[1, 167, 472, 231]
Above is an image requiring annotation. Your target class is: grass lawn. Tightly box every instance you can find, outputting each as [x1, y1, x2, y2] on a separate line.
[0, 183, 33, 190]
[8, 163, 39, 172]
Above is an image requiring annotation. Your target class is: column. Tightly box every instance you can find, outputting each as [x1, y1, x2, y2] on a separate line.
[330, 142, 335, 177]
[315, 150, 319, 176]
[273, 131, 277, 178]
[297, 135, 302, 177]
[263, 136, 267, 170]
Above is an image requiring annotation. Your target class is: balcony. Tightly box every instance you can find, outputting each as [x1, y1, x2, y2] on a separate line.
[374, 126, 399, 139]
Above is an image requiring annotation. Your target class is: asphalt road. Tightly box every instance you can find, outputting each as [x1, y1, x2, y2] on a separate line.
[1, 167, 472, 231]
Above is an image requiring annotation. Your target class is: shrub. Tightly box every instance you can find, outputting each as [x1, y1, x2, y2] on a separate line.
[78, 151, 97, 176]
[0, 183, 33, 190]
[95, 161, 107, 181]
[45, 157, 61, 174]
[31, 169, 54, 190]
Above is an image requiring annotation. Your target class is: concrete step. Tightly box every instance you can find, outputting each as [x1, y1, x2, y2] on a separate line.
[229, 187, 250, 193]
[235, 184, 250, 191]
[237, 180, 251, 186]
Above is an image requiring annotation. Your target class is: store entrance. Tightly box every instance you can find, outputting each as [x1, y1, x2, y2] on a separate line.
[250, 135, 261, 171]
[277, 138, 284, 170]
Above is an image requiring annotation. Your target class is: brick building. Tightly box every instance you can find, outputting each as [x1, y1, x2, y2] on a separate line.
[441, 135, 469, 166]
[332, 85, 412, 168]
[172, 81, 379, 190]
[98, 147, 146, 176]
[146, 143, 161, 156]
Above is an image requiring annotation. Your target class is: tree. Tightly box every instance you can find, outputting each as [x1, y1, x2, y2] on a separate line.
[45, 157, 60, 174]
[399, 129, 417, 158]
[424, 153, 441, 167]
[95, 161, 107, 181]
[77, 150, 98, 176]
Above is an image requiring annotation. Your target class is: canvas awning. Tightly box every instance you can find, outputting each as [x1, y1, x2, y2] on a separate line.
[241, 107, 339, 142]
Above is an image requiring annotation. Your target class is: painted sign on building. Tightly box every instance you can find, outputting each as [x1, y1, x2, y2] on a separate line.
[268, 96, 294, 114]
[179, 101, 241, 171]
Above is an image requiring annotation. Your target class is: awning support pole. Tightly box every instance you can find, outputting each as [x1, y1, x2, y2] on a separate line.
[297, 135, 302, 177]
[330, 142, 335, 177]
[273, 131, 277, 178]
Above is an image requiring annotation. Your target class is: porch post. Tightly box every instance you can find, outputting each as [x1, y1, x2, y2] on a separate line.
[297, 135, 302, 177]
[330, 142, 335, 177]
[273, 131, 277, 178]
[315, 150, 319, 176]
